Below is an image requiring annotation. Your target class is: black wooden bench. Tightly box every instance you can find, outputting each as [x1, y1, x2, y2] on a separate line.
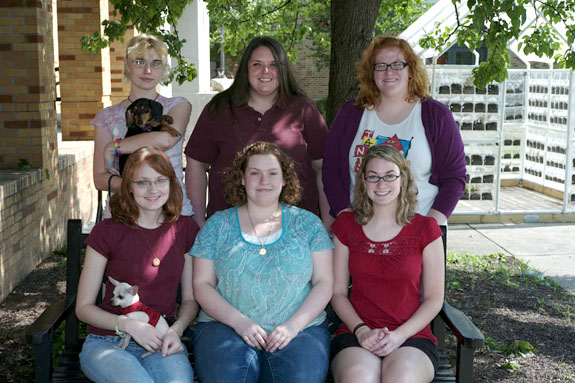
[26, 219, 484, 382]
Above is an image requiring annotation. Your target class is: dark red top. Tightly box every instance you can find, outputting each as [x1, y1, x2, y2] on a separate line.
[85, 216, 199, 336]
[332, 212, 442, 344]
[184, 96, 328, 217]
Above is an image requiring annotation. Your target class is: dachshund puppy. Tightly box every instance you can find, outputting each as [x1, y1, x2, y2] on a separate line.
[119, 98, 181, 174]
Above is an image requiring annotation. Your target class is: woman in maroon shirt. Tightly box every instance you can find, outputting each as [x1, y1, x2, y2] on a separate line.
[76, 147, 199, 382]
[184, 36, 331, 229]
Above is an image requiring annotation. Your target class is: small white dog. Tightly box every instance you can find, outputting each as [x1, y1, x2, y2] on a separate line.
[108, 276, 169, 357]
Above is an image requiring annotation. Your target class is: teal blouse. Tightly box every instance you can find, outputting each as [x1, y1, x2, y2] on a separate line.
[190, 204, 333, 332]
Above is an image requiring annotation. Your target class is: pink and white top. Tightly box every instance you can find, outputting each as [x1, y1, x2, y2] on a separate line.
[92, 95, 193, 216]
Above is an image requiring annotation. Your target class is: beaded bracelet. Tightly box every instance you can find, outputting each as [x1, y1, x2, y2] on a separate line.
[353, 322, 368, 336]
[114, 138, 121, 157]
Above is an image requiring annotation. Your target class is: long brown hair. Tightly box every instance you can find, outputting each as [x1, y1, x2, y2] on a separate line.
[208, 36, 305, 119]
[222, 141, 301, 206]
[110, 147, 182, 228]
[352, 145, 417, 225]
[356, 35, 429, 108]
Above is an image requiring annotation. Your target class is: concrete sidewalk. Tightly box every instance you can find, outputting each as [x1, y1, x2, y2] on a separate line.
[447, 223, 575, 292]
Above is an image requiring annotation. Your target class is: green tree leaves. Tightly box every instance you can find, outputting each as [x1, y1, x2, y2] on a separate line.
[422, 0, 575, 89]
[80, 0, 574, 91]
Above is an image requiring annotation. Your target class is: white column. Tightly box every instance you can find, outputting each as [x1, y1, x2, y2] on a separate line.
[172, 0, 215, 139]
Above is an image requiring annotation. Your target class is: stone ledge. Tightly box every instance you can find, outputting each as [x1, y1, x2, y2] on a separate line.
[0, 169, 44, 199]
[0, 141, 93, 199]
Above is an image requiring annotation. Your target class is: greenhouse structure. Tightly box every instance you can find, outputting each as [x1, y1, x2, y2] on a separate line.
[400, 0, 575, 222]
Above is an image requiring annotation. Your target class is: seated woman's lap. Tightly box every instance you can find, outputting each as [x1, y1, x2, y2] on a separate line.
[331, 333, 437, 383]
[193, 321, 330, 383]
[79, 334, 194, 383]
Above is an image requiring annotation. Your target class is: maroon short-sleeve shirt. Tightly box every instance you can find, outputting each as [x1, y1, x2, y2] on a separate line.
[185, 96, 328, 217]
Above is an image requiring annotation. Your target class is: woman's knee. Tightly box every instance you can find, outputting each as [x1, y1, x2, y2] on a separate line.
[193, 322, 259, 382]
[331, 347, 381, 383]
[380, 348, 434, 383]
[80, 335, 154, 383]
[141, 348, 194, 383]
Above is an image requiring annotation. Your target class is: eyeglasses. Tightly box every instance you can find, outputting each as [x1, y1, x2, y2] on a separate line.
[131, 178, 170, 189]
[132, 59, 163, 69]
[364, 174, 400, 183]
[373, 62, 408, 72]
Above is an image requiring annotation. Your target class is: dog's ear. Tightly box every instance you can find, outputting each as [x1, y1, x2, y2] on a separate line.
[125, 104, 134, 126]
[109, 276, 120, 286]
[130, 285, 139, 295]
[150, 100, 163, 120]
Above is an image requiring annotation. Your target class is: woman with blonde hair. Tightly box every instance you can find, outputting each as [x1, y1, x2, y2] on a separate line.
[92, 33, 193, 217]
[323, 36, 466, 225]
[330, 144, 444, 383]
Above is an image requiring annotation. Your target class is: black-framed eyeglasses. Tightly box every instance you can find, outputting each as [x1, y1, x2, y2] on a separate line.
[373, 62, 408, 72]
[364, 174, 401, 183]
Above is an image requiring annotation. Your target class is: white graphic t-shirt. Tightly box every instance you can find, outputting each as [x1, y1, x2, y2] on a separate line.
[348, 102, 438, 216]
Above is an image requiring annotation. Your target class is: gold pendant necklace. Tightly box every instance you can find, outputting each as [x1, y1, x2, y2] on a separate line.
[246, 205, 280, 256]
[139, 222, 162, 267]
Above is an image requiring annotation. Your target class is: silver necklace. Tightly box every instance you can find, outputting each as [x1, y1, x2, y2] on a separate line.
[246, 205, 279, 256]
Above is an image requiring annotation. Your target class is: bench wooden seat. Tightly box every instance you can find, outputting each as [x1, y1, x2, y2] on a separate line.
[26, 219, 484, 382]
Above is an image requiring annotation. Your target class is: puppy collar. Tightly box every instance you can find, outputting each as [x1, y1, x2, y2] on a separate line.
[120, 302, 161, 327]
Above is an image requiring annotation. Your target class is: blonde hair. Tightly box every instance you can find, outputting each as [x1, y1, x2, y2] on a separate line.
[356, 36, 429, 109]
[123, 34, 170, 83]
[352, 145, 417, 226]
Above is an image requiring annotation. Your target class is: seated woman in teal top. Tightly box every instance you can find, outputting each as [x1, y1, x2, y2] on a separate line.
[190, 141, 334, 383]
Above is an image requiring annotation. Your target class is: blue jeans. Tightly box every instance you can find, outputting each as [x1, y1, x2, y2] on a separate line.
[193, 321, 330, 383]
[79, 334, 194, 383]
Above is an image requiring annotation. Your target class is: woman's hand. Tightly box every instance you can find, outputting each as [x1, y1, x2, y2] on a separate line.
[125, 319, 164, 353]
[265, 322, 299, 353]
[233, 317, 268, 350]
[369, 327, 406, 357]
[355, 325, 385, 351]
[103, 141, 119, 175]
[161, 327, 184, 357]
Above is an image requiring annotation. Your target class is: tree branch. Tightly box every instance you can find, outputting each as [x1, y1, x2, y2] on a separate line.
[533, 0, 575, 37]
[289, 5, 300, 51]
[238, 0, 293, 23]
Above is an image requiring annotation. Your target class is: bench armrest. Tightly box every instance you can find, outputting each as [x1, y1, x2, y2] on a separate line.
[25, 295, 76, 345]
[440, 300, 485, 349]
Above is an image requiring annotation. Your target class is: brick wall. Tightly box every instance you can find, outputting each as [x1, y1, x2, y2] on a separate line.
[109, 13, 134, 105]
[58, 0, 111, 140]
[0, 0, 96, 302]
[0, 144, 96, 302]
[0, 0, 58, 171]
[293, 42, 329, 101]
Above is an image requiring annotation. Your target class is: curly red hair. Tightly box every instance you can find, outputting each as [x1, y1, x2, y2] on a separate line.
[356, 36, 429, 108]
